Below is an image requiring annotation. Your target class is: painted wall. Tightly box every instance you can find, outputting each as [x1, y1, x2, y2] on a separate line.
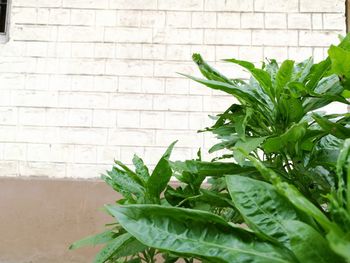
[0, 0, 346, 178]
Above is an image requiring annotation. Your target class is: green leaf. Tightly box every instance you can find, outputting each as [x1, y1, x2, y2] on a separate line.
[171, 160, 256, 178]
[226, 175, 300, 247]
[107, 205, 296, 263]
[69, 230, 115, 250]
[263, 122, 307, 153]
[233, 137, 267, 165]
[275, 60, 294, 99]
[328, 45, 350, 78]
[313, 114, 350, 139]
[327, 230, 350, 260]
[245, 155, 335, 233]
[94, 233, 143, 263]
[146, 141, 177, 203]
[132, 154, 150, 185]
[225, 58, 273, 99]
[283, 220, 344, 263]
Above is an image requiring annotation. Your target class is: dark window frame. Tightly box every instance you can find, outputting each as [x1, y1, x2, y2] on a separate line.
[0, 0, 9, 43]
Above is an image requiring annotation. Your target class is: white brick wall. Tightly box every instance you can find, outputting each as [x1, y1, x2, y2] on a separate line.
[0, 0, 346, 178]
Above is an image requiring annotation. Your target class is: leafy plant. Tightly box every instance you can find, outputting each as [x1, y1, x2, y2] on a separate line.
[71, 35, 350, 262]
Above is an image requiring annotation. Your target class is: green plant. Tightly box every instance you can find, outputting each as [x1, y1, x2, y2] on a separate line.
[71, 35, 350, 262]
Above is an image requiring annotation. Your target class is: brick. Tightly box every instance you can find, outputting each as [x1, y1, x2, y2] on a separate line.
[142, 78, 165, 94]
[141, 11, 166, 27]
[106, 60, 154, 77]
[299, 31, 339, 47]
[165, 78, 190, 95]
[117, 10, 141, 27]
[288, 14, 311, 29]
[12, 7, 37, 24]
[265, 13, 287, 29]
[217, 13, 240, 29]
[166, 45, 192, 61]
[92, 109, 116, 128]
[155, 130, 201, 147]
[108, 129, 154, 146]
[154, 61, 194, 78]
[203, 95, 232, 112]
[288, 47, 313, 61]
[27, 143, 51, 161]
[12, 90, 58, 107]
[74, 145, 97, 163]
[192, 12, 216, 28]
[50, 144, 75, 162]
[158, 0, 203, 10]
[323, 13, 346, 30]
[59, 127, 107, 145]
[252, 30, 298, 46]
[0, 107, 17, 125]
[58, 26, 104, 42]
[204, 29, 251, 45]
[94, 43, 116, 59]
[116, 44, 142, 59]
[241, 13, 264, 29]
[96, 10, 117, 26]
[140, 111, 165, 128]
[117, 110, 140, 128]
[109, 0, 157, 10]
[58, 92, 109, 109]
[205, 0, 253, 11]
[165, 112, 189, 129]
[153, 28, 203, 44]
[264, 47, 288, 61]
[300, 0, 344, 12]
[66, 163, 108, 178]
[255, 0, 298, 12]
[3, 143, 26, 160]
[167, 12, 191, 28]
[19, 107, 46, 126]
[96, 146, 120, 164]
[153, 95, 202, 111]
[118, 76, 142, 93]
[312, 14, 323, 30]
[62, 0, 108, 9]
[49, 8, 71, 25]
[68, 109, 92, 127]
[71, 43, 94, 58]
[239, 46, 263, 62]
[13, 25, 58, 41]
[104, 27, 153, 43]
[109, 94, 153, 110]
[19, 161, 66, 178]
[142, 44, 166, 60]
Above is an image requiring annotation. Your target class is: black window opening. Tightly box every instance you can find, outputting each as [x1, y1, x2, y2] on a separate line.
[0, 0, 7, 33]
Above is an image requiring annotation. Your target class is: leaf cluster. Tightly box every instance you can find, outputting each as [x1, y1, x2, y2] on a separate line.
[70, 35, 350, 262]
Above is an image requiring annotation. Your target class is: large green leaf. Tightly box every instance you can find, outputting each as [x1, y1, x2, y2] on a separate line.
[327, 230, 350, 260]
[107, 205, 296, 263]
[283, 220, 344, 263]
[245, 154, 335, 232]
[146, 141, 177, 203]
[226, 175, 300, 247]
